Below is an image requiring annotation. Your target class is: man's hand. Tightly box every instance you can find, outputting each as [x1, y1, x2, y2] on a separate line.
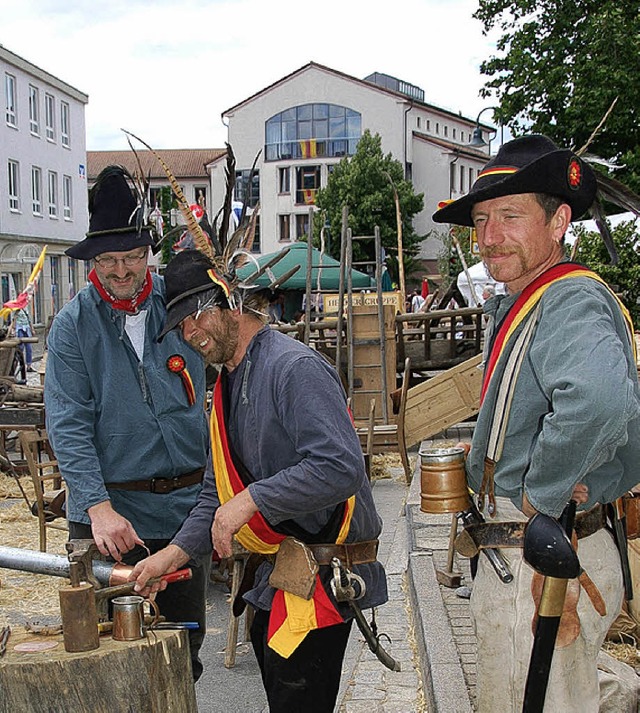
[129, 544, 189, 595]
[522, 483, 589, 518]
[87, 501, 145, 560]
[212, 488, 259, 558]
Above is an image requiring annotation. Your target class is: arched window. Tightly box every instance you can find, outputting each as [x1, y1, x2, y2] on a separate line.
[265, 104, 361, 161]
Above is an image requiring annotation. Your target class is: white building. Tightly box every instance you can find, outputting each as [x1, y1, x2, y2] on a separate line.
[1, 44, 89, 325]
[213, 62, 492, 274]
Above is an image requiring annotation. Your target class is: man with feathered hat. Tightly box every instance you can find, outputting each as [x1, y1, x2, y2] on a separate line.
[433, 135, 640, 711]
[44, 166, 210, 679]
[128, 248, 389, 712]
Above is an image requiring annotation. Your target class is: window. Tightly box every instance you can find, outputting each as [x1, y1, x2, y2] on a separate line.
[68, 259, 78, 299]
[279, 214, 291, 242]
[250, 215, 260, 253]
[31, 166, 42, 214]
[60, 101, 70, 147]
[416, 117, 421, 129]
[296, 213, 311, 241]
[8, 160, 20, 211]
[426, 119, 431, 131]
[278, 167, 290, 193]
[29, 85, 40, 134]
[469, 167, 474, 190]
[444, 126, 448, 137]
[50, 256, 61, 314]
[459, 165, 465, 192]
[461, 131, 465, 143]
[235, 169, 259, 208]
[63, 175, 72, 219]
[45, 93, 55, 141]
[295, 166, 320, 205]
[265, 104, 361, 161]
[5, 73, 16, 126]
[194, 185, 207, 209]
[452, 127, 457, 140]
[48, 171, 58, 217]
[435, 122, 440, 135]
[450, 162, 456, 194]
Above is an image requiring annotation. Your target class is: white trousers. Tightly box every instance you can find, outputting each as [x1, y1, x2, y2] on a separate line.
[470, 498, 623, 712]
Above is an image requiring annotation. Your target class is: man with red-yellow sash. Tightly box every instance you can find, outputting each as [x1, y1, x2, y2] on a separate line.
[434, 135, 640, 711]
[131, 249, 388, 712]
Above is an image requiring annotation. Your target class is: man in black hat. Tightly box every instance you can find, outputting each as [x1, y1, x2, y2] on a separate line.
[44, 166, 209, 679]
[128, 249, 389, 712]
[433, 135, 640, 711]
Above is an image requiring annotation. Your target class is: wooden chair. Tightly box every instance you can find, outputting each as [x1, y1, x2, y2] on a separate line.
[357, 357, 413, 484]
[18, 429, 67, 552]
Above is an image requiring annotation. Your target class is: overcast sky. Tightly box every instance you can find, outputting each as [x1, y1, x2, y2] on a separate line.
[1, 0, 501, 152]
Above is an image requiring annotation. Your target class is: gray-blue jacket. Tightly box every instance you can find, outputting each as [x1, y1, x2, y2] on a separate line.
[173, 326, 388, 615]
[45, 273, 208, 538]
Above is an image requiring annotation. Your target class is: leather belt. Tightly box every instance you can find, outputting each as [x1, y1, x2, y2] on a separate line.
[106, 467, 205, 494]
[455, 504, 606, 558]
[307, 539, 379, 567]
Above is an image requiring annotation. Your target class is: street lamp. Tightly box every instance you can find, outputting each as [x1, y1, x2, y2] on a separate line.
[469, 106, 499, 151]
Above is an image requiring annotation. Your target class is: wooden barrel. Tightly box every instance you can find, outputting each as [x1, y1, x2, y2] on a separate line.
[0, 628, 197, 712]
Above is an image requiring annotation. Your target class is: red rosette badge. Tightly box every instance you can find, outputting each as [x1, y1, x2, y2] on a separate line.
[568, 158, 582, 190]
[167, 354, 196, 406]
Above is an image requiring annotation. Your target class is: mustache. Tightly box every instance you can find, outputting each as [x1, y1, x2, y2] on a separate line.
[480, 247, 518, 259]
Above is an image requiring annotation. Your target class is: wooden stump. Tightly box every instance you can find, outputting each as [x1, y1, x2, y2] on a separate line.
[0, 629, 197, 712]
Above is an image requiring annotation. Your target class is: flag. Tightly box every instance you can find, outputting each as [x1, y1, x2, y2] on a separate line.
[0, 245, 47, 320]
[299, 139, 317, 158]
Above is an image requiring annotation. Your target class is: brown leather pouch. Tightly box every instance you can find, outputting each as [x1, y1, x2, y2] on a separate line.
[624, 492, 640, 540]
[268, 537, 319, 600]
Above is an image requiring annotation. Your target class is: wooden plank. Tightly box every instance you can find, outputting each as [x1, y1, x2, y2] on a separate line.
[350, 304, 396, 422]
[404, 354, 483, 447]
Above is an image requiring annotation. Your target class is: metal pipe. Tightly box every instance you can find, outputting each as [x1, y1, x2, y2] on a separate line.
[0, 545, 114, 585]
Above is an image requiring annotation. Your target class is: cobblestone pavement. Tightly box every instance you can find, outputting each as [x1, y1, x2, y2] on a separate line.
[338, 473, 426, 713]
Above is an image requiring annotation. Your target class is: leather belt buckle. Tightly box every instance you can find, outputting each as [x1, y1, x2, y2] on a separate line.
[150, 477, 176, 494]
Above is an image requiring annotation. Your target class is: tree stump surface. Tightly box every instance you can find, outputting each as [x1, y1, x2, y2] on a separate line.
[0, 628, 197, 712]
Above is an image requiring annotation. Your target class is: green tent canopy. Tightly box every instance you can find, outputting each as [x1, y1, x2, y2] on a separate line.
[237, 242, 373, 290]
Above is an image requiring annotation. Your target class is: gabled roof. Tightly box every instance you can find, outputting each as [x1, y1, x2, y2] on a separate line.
[222, 61, 488, 128]
[87, 149, 226, 181]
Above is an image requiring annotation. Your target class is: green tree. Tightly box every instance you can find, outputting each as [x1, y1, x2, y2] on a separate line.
[313, 130, 425, 284]
[158, 186, 176, 266]
[475, 1, 640, 192]
[572, 220, 640, 324]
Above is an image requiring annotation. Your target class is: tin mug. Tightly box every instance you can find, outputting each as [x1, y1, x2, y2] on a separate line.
[112, 595, 159, 641]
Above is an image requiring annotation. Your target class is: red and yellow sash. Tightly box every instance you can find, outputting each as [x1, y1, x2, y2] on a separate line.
[210, 374, 355, 657]
[481, 263, 635, 403]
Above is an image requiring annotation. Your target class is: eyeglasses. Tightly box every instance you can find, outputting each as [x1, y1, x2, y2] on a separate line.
[94, 250, 148, 269]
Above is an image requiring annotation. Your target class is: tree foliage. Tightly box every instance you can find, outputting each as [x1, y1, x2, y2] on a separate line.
[475, 1, 640, 192]
[571, 220, 640, 324]
[313, 130, 424, 284]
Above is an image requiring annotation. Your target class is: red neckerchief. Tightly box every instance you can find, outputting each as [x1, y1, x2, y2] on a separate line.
[89, 268, 153, 313]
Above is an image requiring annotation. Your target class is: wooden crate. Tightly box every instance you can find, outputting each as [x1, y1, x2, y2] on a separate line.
[404, 354, 483, 447]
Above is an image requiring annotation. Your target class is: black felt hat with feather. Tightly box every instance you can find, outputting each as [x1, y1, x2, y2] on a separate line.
[433, 135, 598, 227]
[66, 165, 155, 260]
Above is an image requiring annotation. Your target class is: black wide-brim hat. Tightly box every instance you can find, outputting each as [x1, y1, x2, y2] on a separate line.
[66, 165, 155, 260]
[433, 135, 598, 227]
[158, 249, 231, 340]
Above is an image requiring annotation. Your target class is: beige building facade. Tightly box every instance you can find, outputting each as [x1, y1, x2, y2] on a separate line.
[214, 62, 492, 272]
